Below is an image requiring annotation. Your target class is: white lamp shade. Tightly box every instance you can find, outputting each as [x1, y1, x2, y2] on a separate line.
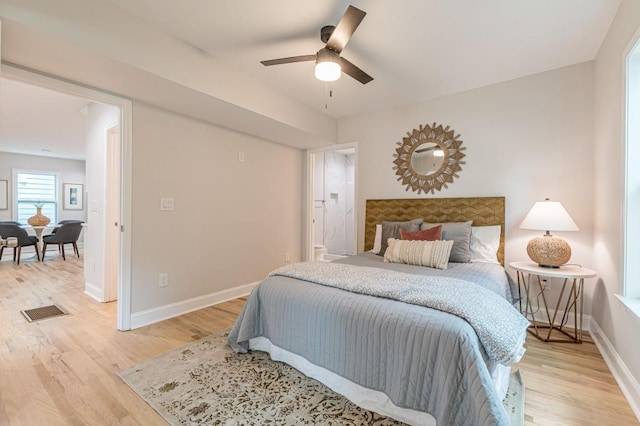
[519, 199, 579, 232]
[315, 48, 341, 82]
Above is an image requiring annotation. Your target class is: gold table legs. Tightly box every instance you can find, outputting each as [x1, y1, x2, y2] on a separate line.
[516, 270, 584, 343]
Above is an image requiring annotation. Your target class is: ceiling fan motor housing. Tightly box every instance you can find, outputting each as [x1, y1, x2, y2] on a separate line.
[321, 25, 336, 44]
[316, 47, 340, 64]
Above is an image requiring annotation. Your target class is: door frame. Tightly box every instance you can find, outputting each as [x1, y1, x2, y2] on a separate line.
[2, 62, 134, 330]
[304, 142, 358, 261]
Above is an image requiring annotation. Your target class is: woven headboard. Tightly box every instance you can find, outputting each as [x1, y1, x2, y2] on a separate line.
[365, 197, 506, 265]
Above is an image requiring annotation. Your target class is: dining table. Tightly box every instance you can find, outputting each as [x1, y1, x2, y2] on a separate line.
[23, 224, 54, 252]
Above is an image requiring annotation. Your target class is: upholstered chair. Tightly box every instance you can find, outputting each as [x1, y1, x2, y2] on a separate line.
[0, 223, 41, 264]
[42, 222, 83, 261]
[51, 219, 84, 234]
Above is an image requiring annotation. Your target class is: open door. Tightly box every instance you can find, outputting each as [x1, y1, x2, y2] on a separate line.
[104, 125, 120, 302]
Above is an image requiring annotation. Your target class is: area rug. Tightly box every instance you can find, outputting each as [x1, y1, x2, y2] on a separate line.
[118, 330, 524, 425]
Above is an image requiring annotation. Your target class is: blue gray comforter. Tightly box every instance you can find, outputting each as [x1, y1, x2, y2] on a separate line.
[228, 254, 522, 425]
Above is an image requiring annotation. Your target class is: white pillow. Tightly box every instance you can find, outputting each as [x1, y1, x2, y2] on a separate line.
[371, 224, 382, 253]
[469, 225, 501, 264]
[384, 238, 454, 270]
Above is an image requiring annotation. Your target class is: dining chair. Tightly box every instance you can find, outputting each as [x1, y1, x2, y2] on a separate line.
[42, 222, 83, 261]
[0, 223, 41, 264]
[50, 220, 84, 234]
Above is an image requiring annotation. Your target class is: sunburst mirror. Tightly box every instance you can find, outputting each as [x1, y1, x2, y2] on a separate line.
[392, 123, 466, 194]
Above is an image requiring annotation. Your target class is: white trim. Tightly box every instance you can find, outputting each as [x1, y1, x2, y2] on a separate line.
[623, 25, 640, 299]
[303, 150, 314, 262]
[11, 168, 61, 224]
[84, 281, 104, 303]
[130, 282, 259, 330]
[305, 142, 358, 261]
[590, 319, 640, 421]
[118, 101, 133, 330]
[524, 306, 591, 332]
[615, 294, 640, 324]
[2, 63, 134, 331]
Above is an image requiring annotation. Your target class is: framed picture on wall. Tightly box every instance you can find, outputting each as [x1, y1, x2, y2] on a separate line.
[0, 180, 7, 210]
[63, 183, 84, 210]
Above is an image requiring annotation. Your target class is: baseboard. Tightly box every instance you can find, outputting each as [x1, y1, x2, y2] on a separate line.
[523, 305, 591, 331]
[84, 281, 104, 302]
[590, 319, 640, 421]
[130, 281, 259, 330]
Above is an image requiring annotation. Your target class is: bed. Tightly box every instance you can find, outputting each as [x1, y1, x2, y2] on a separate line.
[228, 197, 528, 425]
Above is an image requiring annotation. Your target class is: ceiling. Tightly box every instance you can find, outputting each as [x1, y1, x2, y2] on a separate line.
[105, 0, 619, 118]
[0, 0, 621, 159]
[0, 78, 89, 160]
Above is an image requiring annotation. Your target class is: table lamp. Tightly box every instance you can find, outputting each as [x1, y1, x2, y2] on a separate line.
[519, 198, 579, 268]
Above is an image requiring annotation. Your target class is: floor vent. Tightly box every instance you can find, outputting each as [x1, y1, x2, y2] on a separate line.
[21, 304, 68, 322]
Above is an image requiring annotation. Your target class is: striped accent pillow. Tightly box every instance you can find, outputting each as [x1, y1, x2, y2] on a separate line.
[384, 238, 454, 270]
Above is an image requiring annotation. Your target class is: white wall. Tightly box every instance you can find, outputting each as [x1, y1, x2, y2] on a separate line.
[592, 0, 640, 401]
[84, 103, 119, 300]
[130, 103, 303, 313]
[339, 62, 595, 312]
[0, 151, 86, 223]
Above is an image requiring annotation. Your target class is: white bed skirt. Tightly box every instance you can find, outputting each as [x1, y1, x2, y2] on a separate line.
[250, 336, 436, 426]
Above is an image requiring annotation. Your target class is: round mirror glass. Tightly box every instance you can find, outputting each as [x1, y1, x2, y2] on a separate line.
[410, 142, 444, 175]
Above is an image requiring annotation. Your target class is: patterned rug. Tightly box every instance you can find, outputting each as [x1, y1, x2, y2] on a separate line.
[118, 330, 524, 425]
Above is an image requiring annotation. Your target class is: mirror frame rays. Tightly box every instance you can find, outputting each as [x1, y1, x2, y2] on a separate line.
[392, 123, 466, 194]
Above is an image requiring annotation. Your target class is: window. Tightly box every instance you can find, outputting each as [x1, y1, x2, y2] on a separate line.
[624, 36, 640, 302]
[14, 171, 58, 225]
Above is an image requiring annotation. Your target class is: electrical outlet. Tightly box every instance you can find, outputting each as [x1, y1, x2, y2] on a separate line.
[238, 152, 245, 163]
[159, 273, 169, 287]
[285, 252, 291, 262]
[160, 197, 174, 211]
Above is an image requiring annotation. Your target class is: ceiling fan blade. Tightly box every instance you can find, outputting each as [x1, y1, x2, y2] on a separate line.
[326, 5, 366, 53]
[340, 57, 374, 84]
[260, 54, 316, 66]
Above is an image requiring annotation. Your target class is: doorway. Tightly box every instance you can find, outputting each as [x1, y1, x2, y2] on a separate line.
[307, 143, 358, 261]
[1, 63, 133, 330]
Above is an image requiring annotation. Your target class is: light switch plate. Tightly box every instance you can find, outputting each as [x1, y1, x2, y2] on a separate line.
[159, 273, 169, 287]
[160, 197, 174, 211]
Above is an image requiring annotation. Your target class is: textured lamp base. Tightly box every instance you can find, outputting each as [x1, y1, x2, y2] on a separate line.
[526, 236, 571, 268]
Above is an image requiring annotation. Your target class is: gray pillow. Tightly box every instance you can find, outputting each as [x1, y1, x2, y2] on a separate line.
[421, 221, 472, 262]
[378, 218, 423, 256]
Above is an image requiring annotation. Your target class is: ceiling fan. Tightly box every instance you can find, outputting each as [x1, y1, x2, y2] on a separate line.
[260, 5, 373, 85]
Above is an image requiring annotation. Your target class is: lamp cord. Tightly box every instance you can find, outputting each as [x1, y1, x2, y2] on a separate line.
[520, 278, 580, 329]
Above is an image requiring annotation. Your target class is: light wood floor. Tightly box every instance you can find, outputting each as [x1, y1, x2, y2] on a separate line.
[0, 256, 637, 425]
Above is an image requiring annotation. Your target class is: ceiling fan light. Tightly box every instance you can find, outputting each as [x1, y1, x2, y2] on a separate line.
[315, 49, 341, 82]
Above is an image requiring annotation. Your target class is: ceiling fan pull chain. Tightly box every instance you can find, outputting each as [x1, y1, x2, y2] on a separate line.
[325, 82, 333, 109]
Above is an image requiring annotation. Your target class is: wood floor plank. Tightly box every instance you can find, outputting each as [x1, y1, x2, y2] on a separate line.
[0, 256, 637, 425]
